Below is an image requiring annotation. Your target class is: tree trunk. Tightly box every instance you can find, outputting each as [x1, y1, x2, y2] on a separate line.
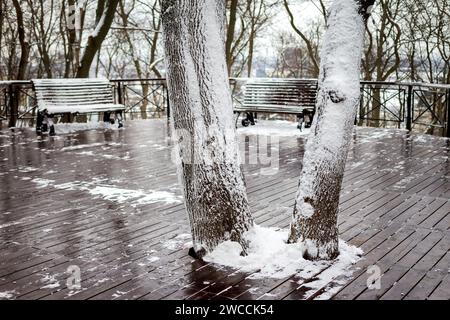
[288, 0, 375, 260]
[225, 0, 238, 74]
[160, 0, 253, 258]
[247, 28, 255, 77]
[370, 86, 381, 127]
[12, 0, 29, 81]
[76, 0, 120, 78]
[11, 0, 30, 128]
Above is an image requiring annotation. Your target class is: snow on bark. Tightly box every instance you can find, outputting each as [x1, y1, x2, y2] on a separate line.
[288, 0, 372, 260]
[161, 0, 253, 258]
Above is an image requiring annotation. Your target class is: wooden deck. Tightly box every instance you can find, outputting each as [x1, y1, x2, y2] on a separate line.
[0, 119, 449, 300]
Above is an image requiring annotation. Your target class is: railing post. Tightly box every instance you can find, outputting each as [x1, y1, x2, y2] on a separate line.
[406, 84, 413, 132]
[446, 89, 450, 138]
[165, 82, 170, 120]
[357, 83, 364, 125]
[8, 84, 17, 128]
[117, 81, 123, 105]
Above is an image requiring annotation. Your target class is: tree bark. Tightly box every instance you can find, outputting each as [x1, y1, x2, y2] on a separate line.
[10, 0, 30, 128]
[76, 0, 120, 78]
[288, 0, 375, 260]
[12, 0, 29, 80]
[160, 0, 253, 258]
[225, 0, 238, 74]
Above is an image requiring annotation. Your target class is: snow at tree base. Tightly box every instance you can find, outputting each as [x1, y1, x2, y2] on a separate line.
[204, 225, 363, 298]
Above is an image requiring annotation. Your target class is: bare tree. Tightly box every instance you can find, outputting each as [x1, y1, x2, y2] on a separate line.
[161, 0, 253, 258]
[9, 0, 30, 126]
[361, 0, 401, 126]
[76, 0, 120, 77]
[225, 0, 279, 77]
[288, 0, 375, 260]
[283, 0, 323, 77]
[11, 0, 29, 81]
[115, 0, 163, 118]
[226, 0, 239, 74]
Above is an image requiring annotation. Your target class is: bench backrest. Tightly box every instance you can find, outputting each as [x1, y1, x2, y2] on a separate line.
[242, 79, 317, 110]
[32, 78, 118, 113]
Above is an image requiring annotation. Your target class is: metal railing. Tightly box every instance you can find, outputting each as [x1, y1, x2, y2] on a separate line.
[110, 78, 169, 120]
[358, 81, 450, 137]
[1, 78, 449, 137]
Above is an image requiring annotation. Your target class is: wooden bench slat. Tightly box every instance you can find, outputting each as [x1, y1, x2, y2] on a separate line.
[32, 78, 123, 114]
[39, 104, 125, 114]
[234, 79, 317, 126]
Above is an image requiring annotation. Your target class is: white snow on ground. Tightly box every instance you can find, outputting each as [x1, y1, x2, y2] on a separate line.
[17, 166, 39, 173]
[60, 142, 105, 151]
[31, 178, 55, 188]
[162, 233, 192, 250]
[147, 256, 161, 263]
[31, 178, 182, 206]
[0, 291, 16, 299]
[24, 121, 123, 135]
[237, 120, 310, 137]
[75, 150, 130, 161]
[88, 186, 181, 205]
[204, 225, 362, 285]
[55, 122, 104, 134]
[39, 273, 60, 289]
[392, 174, 418, 189]
[357, 130, 397, 143]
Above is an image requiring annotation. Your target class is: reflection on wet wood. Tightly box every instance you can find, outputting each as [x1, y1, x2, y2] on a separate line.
[0, 120, 449, 300]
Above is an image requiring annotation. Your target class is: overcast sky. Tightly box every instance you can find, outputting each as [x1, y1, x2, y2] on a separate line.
[256, 0, 324, 61]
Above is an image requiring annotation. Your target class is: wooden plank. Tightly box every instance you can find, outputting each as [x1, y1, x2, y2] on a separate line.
[1, 123, 449, 300]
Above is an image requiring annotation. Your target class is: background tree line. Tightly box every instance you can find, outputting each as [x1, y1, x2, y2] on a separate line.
[0, 0, 448, 84]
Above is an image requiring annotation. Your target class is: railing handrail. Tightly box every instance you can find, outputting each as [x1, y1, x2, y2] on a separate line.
[0, 80, 33, 86]
[109, 78, 166, 83]
[1, 77, 449, 137]
[2, 78, 450, 90]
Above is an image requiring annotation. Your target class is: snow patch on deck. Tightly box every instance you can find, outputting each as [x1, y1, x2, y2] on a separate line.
[31, 178, 182, 206]
[162, 233, 192, 250]
[61, 143, 105, 151]
[204, 225, 362, 287]
[0, 290, 16, 299]
[26, 121, 124, 135]
[237, 120, 310, 137]
[39, 273, 60, 289]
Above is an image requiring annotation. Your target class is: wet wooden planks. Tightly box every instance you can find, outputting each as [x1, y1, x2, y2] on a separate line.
[0, 120, 449, 300]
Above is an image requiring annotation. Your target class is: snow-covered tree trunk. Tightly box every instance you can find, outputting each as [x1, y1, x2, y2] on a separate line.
[288, 0, 375, 260]
[160, 0, 253, 258]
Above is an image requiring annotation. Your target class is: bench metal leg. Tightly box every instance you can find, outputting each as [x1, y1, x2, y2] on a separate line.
[234, 111, 241, 128]
[47, 116, 55, 136]
[116, 111, 124, 128]
[36, 110, 44, 133]
[297, 114, 304, 131]
[103, 111, 112, 123]
[246, 112, 255, 126]
[304, 110, 315, 128]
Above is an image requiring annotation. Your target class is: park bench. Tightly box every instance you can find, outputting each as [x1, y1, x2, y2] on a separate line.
[234, 78, 317, 130]
[32, 78, 125, 135]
